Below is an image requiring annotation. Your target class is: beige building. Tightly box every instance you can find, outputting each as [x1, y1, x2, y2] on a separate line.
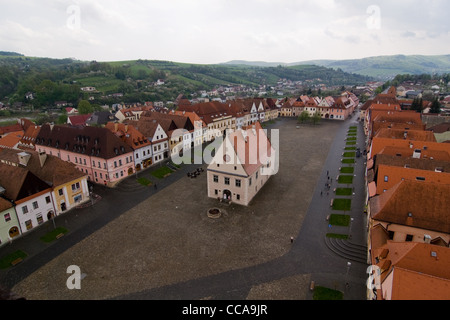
[207, 122, 277, 206]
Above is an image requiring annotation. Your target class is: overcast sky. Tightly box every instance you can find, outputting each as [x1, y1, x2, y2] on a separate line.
[0, 0, 449, 64]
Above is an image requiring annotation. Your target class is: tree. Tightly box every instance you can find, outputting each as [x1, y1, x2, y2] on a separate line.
[78, 100, 93, 114]
[298, 111, 310, 124]
[312, 111, 321, 125]
[429, 98, 441, 114]
[411, 97, 423, 113]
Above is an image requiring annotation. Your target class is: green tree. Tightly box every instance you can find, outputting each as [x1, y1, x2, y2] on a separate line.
[312, 111, 321, 125]
[429, 98, 441, 114]
[78, 100, 93, 114]
[297, 111, 310, 124]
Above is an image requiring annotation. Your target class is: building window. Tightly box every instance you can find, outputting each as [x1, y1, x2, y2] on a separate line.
[114, 161, 117, 168]
[224, 177, 230, 185]
[84, 159, 86, 165]
[25, 220, 33, 230]
[256, 171, 259, 180]
[72, 182, 80, 191]
[22, 206, 29, 214]
[384, 175, 388, 182]
[213, 175, 218, 183]
[236, 194, 240, 200]
[405, 234, 413, 242]
[215, 189, 218, 195]
[45, 196, 51, 204]
[249, 177, 252, 186]
[58, 189, 63, 196]
[119, 159, 122, 166]
[4, 213, 11, 222]
[235, 179, 241, 187]
[37, 214, 44, 225]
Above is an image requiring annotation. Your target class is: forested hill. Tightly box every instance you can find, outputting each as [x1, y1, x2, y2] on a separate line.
[0, 54, 371, 108]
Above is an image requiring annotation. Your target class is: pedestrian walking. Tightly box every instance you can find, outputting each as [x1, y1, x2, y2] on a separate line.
[154, 183, 157, 190]
[290, 236, 294, 244]
[320, 191, 323, 196]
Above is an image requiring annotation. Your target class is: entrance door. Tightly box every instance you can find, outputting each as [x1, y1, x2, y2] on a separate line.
[223, 190, 232, 201]
[9, 227, 20, 238]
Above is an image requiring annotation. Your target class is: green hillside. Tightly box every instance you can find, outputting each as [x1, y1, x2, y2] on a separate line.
[292, 54, 450, 79]
[0, 54, 371, 108]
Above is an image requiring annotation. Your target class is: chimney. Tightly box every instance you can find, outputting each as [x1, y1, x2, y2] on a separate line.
[17, 152, 31, 166]
[38, 151, 47, 168]
[424, 234, 431, 244]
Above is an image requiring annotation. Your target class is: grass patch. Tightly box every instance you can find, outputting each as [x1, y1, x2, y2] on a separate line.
[346, 141, 356, 145]
[341, 158, 355, 164]
[313, 286, 344, 300]
[345, 147, 356, 150]
[151, 166, 173, 179]
[340, 167, 354, 174]
[346, 136, 357, 141]
[40, 227, 68, 243]
[338, 175, 354, 184]
[347, 132, 357, 136]
[326, 233, 349, 239]
[332, 199, 352, 211]
[137, 177, 152, 186]
[0, 250, 28, 269]
[335, 188, 352, 196]
[343, 152, 356, 158]
[329, 214, 351, 226]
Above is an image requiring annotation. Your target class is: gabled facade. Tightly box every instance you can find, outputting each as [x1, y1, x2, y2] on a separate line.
[207, 122, 276, 206]
[0, 164, 54, 235]
[0, 197, 21, 246]
[105, 122, 153, 171]
[0, 149, 90, 215]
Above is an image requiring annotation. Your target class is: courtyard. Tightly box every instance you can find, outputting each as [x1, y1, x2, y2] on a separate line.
[8, 118, 367, 300]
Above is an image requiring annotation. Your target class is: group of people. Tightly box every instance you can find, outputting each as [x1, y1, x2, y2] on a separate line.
[321, 170, 333, 196]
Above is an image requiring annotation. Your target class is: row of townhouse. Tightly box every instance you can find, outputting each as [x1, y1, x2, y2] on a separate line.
[277, 92, 359, 120]
[0, 149, 89, 246]
[363, 91, 450, 300]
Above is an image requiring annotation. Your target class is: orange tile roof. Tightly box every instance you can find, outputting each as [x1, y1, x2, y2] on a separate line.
[370, 137, 450, 159]
[105, 122, 152, 149]
[376, 164, 450, 195]
[374, 128, 436, 142]
[228, 122, 274, 177]
[377, 146, 450, 161]
[0, 131, 23, 148]
[370, 179, 450, 233]
[372, 242, 450, 300]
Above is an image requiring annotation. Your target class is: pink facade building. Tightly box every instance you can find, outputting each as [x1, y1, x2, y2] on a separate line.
[36, 124, 134, 187]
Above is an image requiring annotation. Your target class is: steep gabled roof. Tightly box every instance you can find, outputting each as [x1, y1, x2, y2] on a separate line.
[0, 163, 51, 201]
[0, 149, 86, 187]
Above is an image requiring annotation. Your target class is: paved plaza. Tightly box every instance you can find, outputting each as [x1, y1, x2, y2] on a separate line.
[1, 116, 369, 300]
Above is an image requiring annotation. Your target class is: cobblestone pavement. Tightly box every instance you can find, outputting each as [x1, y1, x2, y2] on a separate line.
[1, 116, 368, 300]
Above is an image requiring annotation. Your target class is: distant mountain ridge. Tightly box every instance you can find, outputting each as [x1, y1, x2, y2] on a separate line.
[224, 54, 450, 79]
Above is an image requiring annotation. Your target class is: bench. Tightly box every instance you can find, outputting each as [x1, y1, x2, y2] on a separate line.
[56, 233, 64, 239]
[11, 258, 23, 266]
[310, 280, 315, 291]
